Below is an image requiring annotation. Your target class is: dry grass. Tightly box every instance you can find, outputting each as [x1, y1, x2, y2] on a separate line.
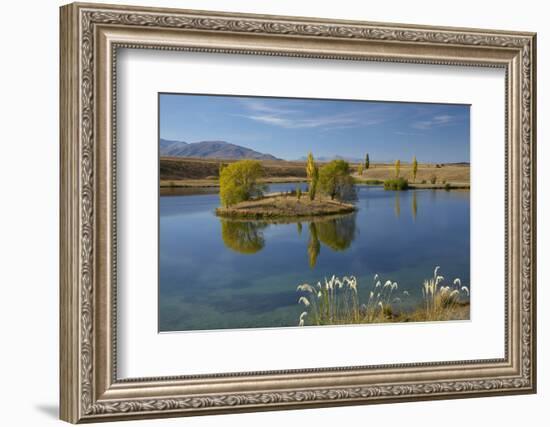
[160, 157, 470, 188]
[160, 156, 307, 181]
[215, 194, 356, 219]
[356, 163, 470, 186]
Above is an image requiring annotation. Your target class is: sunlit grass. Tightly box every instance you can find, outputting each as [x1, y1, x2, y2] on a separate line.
[296, 267, 469, 326]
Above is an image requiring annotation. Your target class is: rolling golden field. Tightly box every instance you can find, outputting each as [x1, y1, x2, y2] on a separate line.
[160, 157, 469, 188]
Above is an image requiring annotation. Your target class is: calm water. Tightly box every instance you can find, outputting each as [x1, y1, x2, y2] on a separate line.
[159, 183, 470, 331]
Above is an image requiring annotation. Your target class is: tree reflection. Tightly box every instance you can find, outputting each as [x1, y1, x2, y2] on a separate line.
[307, 222, 321, 268]
[219, 212, 357, 263]
[394, 192, 401, 218]
[412, 191, 418, 221]
[316, 213, 357, 251]
[220, 219, 267, 254]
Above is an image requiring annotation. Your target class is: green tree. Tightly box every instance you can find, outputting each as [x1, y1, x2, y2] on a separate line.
[318, 159, 356, 201]
[219, 160, 265, 207]
[357, 163, 364, 176]
[306, 152, 316, 180]
[365, 153, 370, 170]
[412, 156, 418, 182]
[306, 152, 319, 200]
[296, 186, 302, 200]
[309, 165, 319, 200]
[394, 159, 401, 178]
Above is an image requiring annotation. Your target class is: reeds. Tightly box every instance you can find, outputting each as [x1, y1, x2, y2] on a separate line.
[421, 266, 470, 321]
[297, 267, 469, 326]
[296, 274, 403, 326]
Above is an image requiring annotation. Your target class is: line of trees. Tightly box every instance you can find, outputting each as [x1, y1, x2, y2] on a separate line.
[219, 152, 421, 207]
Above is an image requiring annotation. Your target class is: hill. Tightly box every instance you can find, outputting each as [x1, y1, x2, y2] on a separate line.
[159, 139, 280, 160]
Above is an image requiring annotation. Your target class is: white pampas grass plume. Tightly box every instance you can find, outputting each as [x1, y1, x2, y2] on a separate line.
[298, 296, 310, 307]
[298, 311, 308, 327]
[297, 283, 314, 293]
[461, 286, 470, 296]
[454, 278, 461, 287]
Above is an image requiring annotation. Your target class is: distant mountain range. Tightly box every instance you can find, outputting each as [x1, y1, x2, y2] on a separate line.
[159, 139, 280, 161]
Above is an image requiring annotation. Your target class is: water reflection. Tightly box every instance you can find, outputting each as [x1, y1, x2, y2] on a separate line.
[316, 214, 357, 251]
[307, 222, 321, 268]
[220, 212, 357, 266]
[394, 192, 401, 218]
[160, 185, 470, 331]
[220, 220, 268, 254]
[412, 191, 418, 221]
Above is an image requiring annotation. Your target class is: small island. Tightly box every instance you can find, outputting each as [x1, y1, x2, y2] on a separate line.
[216, 194, 355, 219]
[215, 156, 357, 219]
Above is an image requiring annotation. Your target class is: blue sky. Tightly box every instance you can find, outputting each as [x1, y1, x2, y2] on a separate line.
[159, 93, 470, 162]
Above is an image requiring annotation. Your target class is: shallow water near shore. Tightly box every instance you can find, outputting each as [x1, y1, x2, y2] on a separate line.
[159, 183, 470, 332]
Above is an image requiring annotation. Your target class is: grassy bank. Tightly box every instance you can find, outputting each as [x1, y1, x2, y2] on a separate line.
[296, 267, 470, 327]
[216, 194, 356, 219]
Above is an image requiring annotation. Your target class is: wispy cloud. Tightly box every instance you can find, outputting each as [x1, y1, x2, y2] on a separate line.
[237, 99, 385, 131]
[239, 99, 299, 115]
[412, 114, 454, 130]
[394, 131, 424, 137]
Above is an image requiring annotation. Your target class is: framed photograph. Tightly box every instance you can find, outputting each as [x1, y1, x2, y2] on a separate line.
[60, 2, 537, 423]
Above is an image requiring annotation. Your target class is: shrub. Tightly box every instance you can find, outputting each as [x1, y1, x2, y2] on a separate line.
[444, 183, 451, 191]
[421, 179, 427, 184]
[364, 179, 383, 185]
[383, 177, 409, 191]
[219, 160, 265, 207]
[429, 174, 437, 184]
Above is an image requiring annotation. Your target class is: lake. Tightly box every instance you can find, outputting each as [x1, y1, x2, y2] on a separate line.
[159, 183, 470, 331]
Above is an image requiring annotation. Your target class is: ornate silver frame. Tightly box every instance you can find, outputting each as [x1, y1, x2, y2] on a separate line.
[60, 2, 537, 423]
